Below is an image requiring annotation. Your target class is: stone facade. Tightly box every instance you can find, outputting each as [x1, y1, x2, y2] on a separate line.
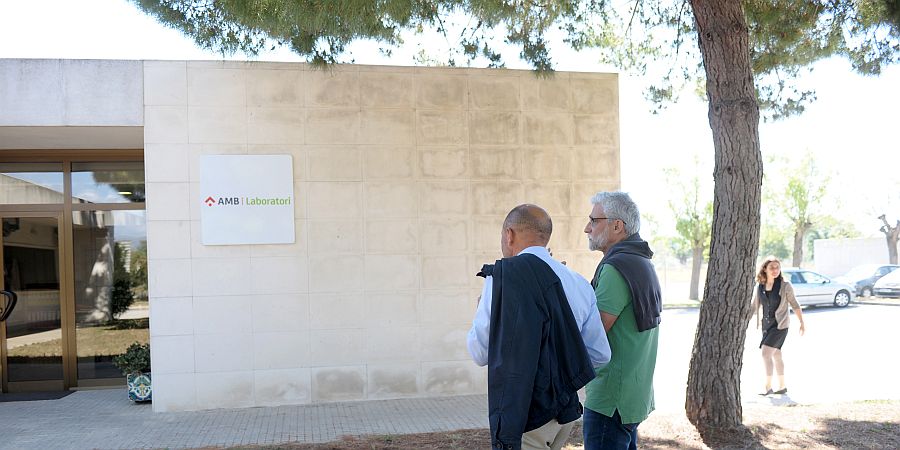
[0, 59, 620, 412]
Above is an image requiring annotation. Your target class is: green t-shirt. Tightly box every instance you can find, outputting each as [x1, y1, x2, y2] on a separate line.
[584, 264, 659, 424]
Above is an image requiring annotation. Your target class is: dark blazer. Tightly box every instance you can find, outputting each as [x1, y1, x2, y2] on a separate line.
[483, 253, 595, 450]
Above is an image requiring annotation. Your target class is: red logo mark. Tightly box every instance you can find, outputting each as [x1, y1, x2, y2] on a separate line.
[204, 196, 216, 206]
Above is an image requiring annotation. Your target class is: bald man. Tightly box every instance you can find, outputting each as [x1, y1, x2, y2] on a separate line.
[467, 204, 611, 450]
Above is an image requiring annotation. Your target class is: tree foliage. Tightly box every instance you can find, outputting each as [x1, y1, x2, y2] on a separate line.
[764, 152, 832, 267]
[131, 0, 900, 119]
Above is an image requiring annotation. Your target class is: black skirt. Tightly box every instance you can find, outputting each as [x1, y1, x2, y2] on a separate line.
[760, 319, 788, 349]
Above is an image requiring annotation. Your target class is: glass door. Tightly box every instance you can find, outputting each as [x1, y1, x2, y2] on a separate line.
[1, 213, 66, 392]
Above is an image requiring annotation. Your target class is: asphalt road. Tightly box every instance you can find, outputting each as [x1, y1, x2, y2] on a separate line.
[651, 303, 900, 411]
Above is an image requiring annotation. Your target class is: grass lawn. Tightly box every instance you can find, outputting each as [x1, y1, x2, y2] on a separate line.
[8, 319, 148, 358]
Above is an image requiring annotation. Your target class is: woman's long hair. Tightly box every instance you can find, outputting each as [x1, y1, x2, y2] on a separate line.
[756, 256, 783, 284]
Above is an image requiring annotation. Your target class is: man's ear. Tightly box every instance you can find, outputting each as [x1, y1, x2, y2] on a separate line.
[504, 227, 516, 245]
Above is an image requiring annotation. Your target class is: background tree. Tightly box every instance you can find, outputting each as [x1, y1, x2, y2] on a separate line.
[131, 0, 900, 437]
[878, 214, 900, 264]
[767, 153, 830, 267]
[665, 166, 713, 301]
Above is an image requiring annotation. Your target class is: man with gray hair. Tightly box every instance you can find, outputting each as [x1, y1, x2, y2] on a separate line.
[581, 192, 662, 450]
[468, 204, 611, 450]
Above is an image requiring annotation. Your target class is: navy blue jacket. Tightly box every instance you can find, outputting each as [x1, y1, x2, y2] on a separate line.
[592, 233, 662, 332]
[481, 253, 595, 449]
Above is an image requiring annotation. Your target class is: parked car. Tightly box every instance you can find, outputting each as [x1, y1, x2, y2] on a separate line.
[873, 269, 900, 298]
[834, 264, 900, 297]
[781, 268, 855, 307]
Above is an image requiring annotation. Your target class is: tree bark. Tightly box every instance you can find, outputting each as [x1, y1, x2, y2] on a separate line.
[686, 0, 762, 433]
[690, 244, 703, 300]
[879, 215, 899, 264]
[792, 221, 811, 267]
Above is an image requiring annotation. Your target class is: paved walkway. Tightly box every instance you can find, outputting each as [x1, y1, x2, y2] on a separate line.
[0, 389, 488, 450]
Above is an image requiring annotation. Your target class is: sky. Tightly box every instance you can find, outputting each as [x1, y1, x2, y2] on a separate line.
[1, 0, 898, 241]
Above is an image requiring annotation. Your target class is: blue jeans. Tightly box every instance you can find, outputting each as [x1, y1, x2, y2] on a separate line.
[582, 408, 639, 450]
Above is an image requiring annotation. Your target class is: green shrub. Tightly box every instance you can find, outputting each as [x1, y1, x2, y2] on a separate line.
[113, 342, 151, 375]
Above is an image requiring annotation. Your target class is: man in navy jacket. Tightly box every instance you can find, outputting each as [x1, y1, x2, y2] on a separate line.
[467, 204, 611, 449]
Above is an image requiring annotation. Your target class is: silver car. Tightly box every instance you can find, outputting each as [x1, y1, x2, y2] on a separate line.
[782, 268, 855, 307]
[873, 269, 900, 298]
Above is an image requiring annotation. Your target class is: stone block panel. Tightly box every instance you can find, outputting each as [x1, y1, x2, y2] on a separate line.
[196, 371, 254, 409]
[416, 110, 468, 145]
[574, 113, 619, 147]
[360, 71, 414, 108]
[252, 331, 309, 370]
[187, 106, 247, 144]
[305, 69, 359, 107]
[365, 182, 418, 218]
[470, 146, 519, 180]
[245, 68, 303, 107]
[419, 324, 470, 361]
[422, 256, 469, 289]
[365, 254, 419, 290]
[307, 146, 361, 181]
[365, 146, 416, 179]
[468, 75, 520, 110]
[310, 330, 366, 366]
[471, 182, 522, 216]
[522, 72, 571, 111]
[419, 182, 468, 215]
[306, 182, 362, 218]
[247, 107, 305, 145]
[422, 361, 486, 396]
[472, 217, 503, 253]
[367, 363, 420, 399]
[523, 112, 573, 146]
[523, 182, 572, 217]
[574, 145, 619, 180]
[194, 333, 253, 373]
[308, 255, 364, 292]
[420, 290, 474, 325]
[254, 368, 311, 406]
[144, 61, 187, 106]
[571, 73, 618, 113]
[187, 67, 246, 106]
[364, 291, 418, 327]
[522, 146, 573, 181]
[360, 109, 415, 145]
[312, 366, 366, 402]
[308, 219, 363, 254]
[415, 74, 466, 109]
[309, 292, 365, 329]
[469, 111, 520, 145]
[251, 293, 309, 333]
[305, 109, 360, 144]
[365, 219, 418, 254]
[419, 218, 468, 254]
[365, 326, 419, 362]
[419, 146, 468, 179]
[144, 106, 188, 144]
[193, 296, 252, 335]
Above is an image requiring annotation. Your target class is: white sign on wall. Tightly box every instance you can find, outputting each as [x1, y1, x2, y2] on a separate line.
[200, 155, 295, 245]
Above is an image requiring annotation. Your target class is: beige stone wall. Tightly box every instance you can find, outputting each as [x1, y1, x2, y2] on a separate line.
[144, 60, 619, 412]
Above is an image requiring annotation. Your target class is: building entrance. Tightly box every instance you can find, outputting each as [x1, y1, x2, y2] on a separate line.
[0, 155, 146, 393]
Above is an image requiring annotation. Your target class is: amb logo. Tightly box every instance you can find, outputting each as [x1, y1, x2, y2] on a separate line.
[204, 196, 240, 207]
[203, 195, 291, 207]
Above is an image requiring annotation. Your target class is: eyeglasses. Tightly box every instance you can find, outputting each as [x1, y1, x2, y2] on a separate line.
[588, 216, 626, 226]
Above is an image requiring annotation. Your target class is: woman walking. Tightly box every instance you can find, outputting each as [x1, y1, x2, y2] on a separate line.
[750, 256, 805, 395]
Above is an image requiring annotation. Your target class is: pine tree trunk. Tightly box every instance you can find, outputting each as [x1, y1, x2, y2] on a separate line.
[690, 245, 703, 300]
[686, 0, 763, 434]
[792, 229, 804, 267]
